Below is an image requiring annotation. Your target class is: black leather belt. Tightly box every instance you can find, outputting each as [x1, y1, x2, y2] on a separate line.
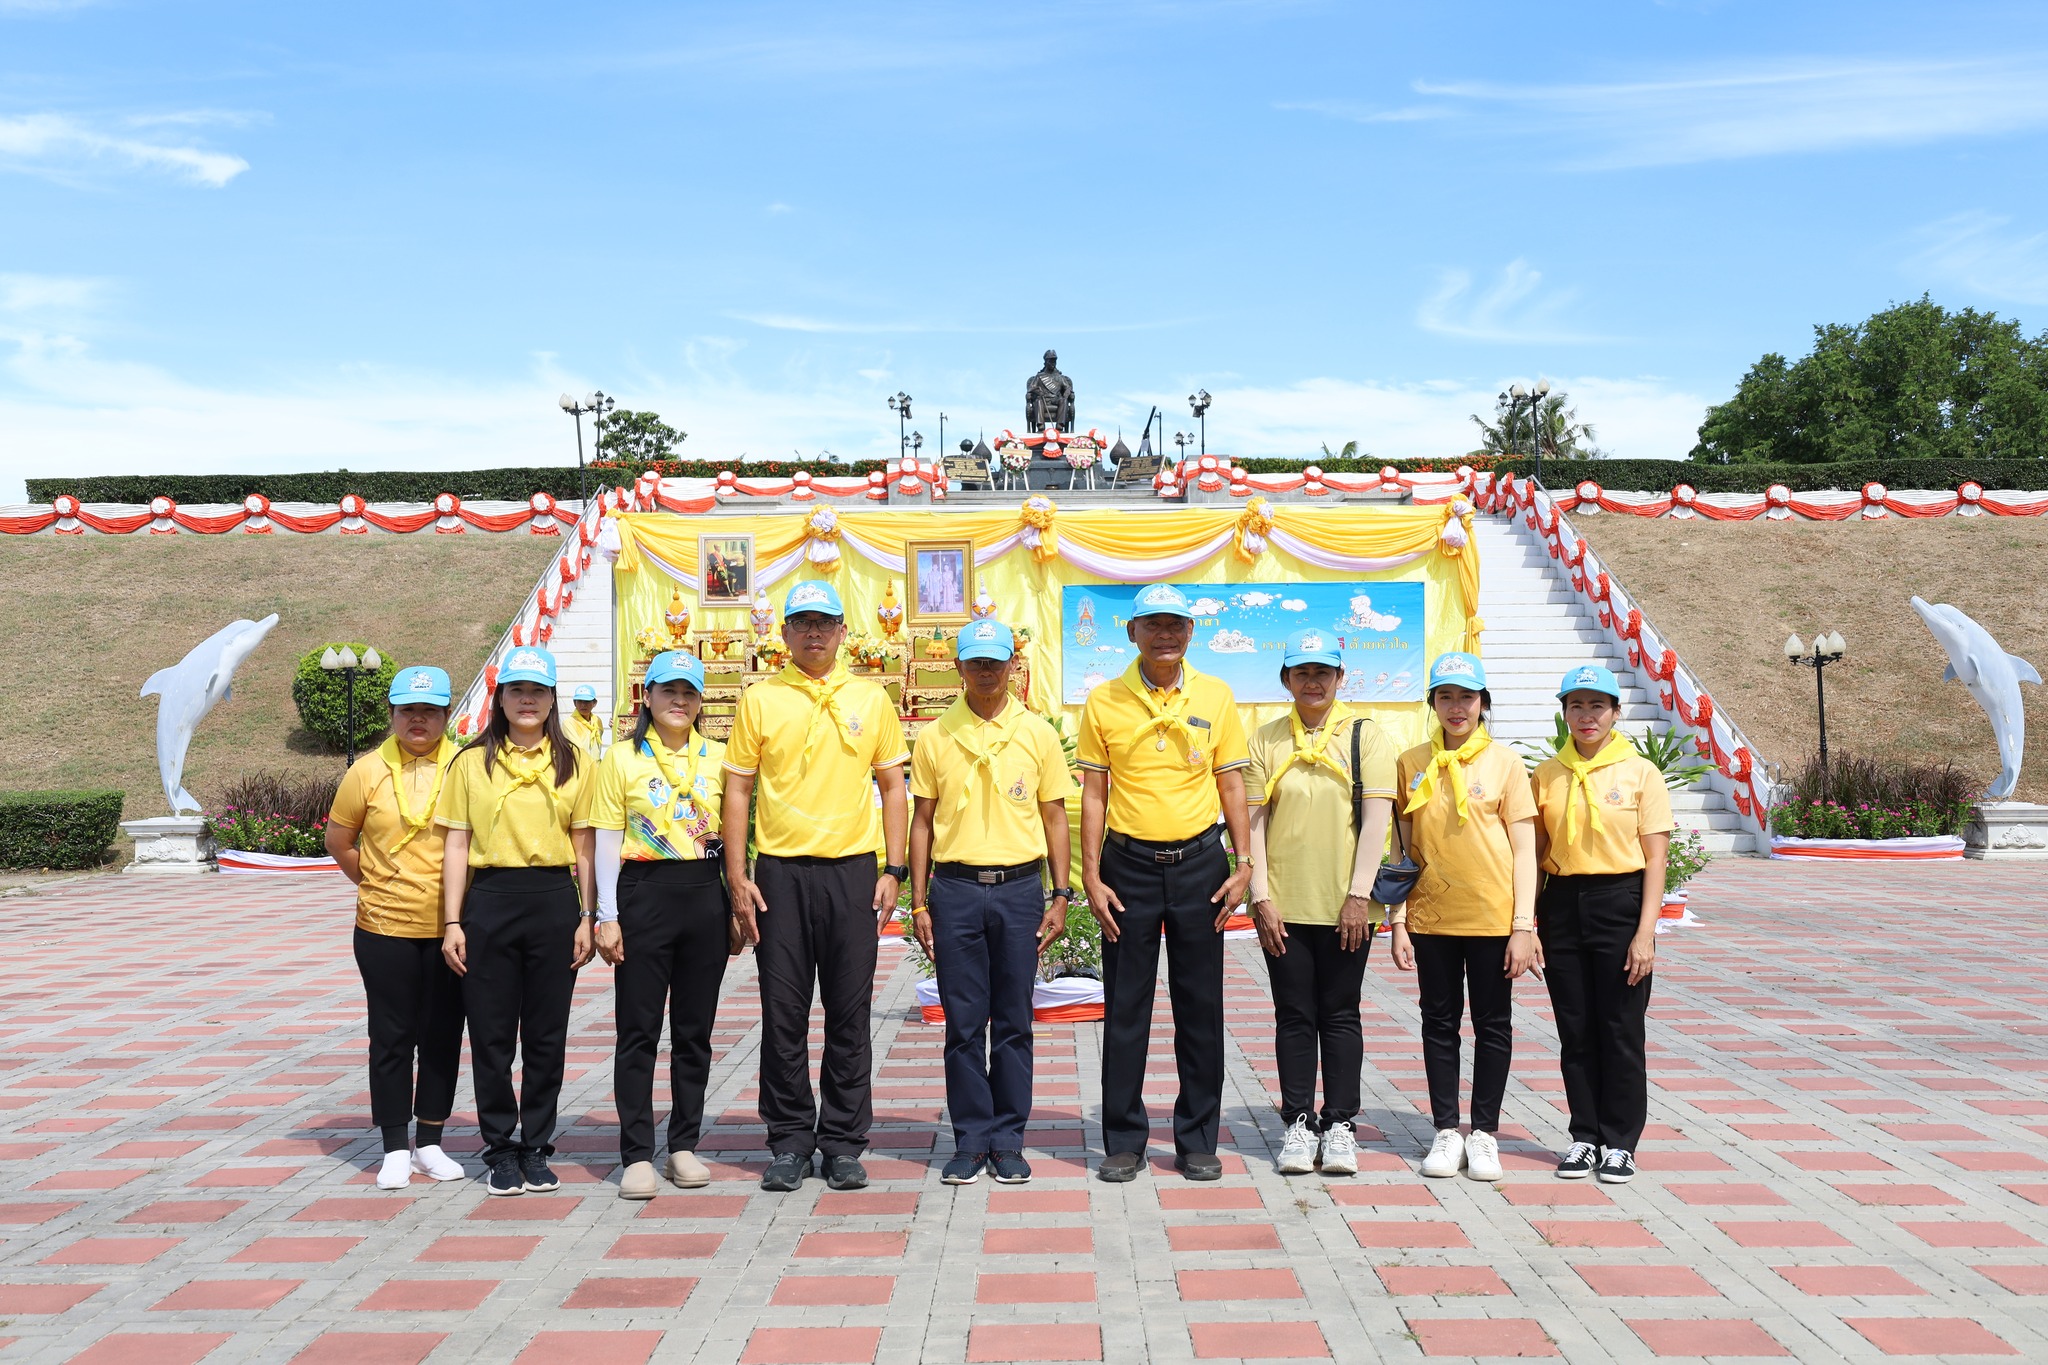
[1105, 829, 1221, 864]
[934, 859, 1043, 885]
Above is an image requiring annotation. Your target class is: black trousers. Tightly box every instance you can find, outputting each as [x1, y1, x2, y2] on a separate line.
[1540, 871, 1654, 1152]
[1262, 922, 1370, 1130]
[460, 867, 580, 1166]
[930, 870, 1044, 1154]
[353, 927, 466, 1150]
[753, 853, 879, 1160]
[612, 859, 730, 1166]
[1411, 932, 1513, 1133]
[1099, 833, 1228, 1158]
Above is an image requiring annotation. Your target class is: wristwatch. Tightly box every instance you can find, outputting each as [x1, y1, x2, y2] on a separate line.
[881, 863, 910, 881]
[1049, 888, 1072, 903]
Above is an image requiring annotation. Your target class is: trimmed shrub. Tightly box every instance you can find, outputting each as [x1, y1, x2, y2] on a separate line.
[0, 790, 124, 869]
[26, 467, 591, 504]
[292, 644, 398, 753]
[590, 458, 889, 480]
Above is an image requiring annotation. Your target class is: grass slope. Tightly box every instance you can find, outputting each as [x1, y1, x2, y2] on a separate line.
[0, 535, 559, 820]
[1574, 515, 2048, 804]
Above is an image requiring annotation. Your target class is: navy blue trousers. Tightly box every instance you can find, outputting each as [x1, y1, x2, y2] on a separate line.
[930, 873, 1044, 1155]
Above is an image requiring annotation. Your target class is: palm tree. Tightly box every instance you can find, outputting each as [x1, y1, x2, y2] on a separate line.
[1469, 391, 1601, 460]
[1319, 440, 1363, 464]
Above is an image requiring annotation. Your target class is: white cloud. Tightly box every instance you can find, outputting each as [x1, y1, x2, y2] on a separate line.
[1280, 598, 1307, 611]
[1907, 211, 2048, 306]
[1272, 99, 1453, 124]
[0, 113, 248, 186]
[1416, 259, 1612, 344]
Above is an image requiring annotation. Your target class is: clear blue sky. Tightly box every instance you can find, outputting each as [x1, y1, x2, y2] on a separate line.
[5, 0, 2048, 501]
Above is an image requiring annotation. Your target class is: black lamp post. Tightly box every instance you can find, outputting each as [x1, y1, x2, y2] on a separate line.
[888, 392, 913, 461]
[321, 645, 383, 767]
[909, 431, 923, 467]
[1174, 431, 1193, 465]
[558, 391, 615, 508]
[1188, 389, 1212, 458]
[1498, 380, 1552, 486]
[1785, 630, 1848, 800]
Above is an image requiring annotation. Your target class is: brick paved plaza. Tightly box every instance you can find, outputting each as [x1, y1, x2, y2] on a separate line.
[2, 858, 2045, 1363]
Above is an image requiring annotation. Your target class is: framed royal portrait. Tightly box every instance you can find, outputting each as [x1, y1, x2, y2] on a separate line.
[907, 539, 973, 625]
[698, 534, 753, 607]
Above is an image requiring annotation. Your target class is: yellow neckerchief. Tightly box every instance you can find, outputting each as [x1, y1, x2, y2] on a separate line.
[1403, 723, 1492, 824]
[567, 710, 603, 749]
[379, 735, 457, 853]
[639, 727, 707, 836]
[491, 739, 564, 828]
[937, 695, 1022, 821]
[780, 662, 854, 767]
[1557, 732, 1636, 844]
[1266, 702, 1354, 803]
[1119, 660, 1203, 751]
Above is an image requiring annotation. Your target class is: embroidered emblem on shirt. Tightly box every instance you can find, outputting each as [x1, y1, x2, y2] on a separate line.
[1187, 748, 1205, 767]
[1605, 788, 1623, 805]
[1008, 775, 1028, 801]
[846, 713, 863, 736]
[1467, 782, 1486, 799]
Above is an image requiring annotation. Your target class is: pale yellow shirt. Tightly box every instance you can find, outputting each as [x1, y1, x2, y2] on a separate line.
[436, 740, 593, 868]
[1247, 714, 1397, 926]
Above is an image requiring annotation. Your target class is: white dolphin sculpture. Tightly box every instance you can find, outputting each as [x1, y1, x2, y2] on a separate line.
[1910, 596, 2040, 801]
[140, 614, 280, 814]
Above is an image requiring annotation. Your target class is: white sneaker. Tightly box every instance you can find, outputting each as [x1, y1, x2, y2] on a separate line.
[411, 1145, 466, 1182]
[1276, 1117, 1317, 1175]
[376, 1150, 412, 1190]
[1463, 1129, 1503, 1182]
[1420, 1128, 1465, 1178]
[1320, 1121, 1358, 1176]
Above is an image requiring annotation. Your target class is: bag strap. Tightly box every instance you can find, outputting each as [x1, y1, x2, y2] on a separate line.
[1350, 718, 1364, 836]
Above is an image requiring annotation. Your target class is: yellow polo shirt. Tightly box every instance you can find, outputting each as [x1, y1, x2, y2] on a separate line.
[1246, 714, 1397, 926]
[1532, 752, 1675, 877]
[436, 740, 593, 868]
[1076, 664, 1248, 844]
[1395, 739, 1536, 936]
[911, 697, 1073, 866]
[724, 666, 908, 859]
[329, 744, 455, 938]
[590, 730, 727, 860]
[564, 710, 607, 758]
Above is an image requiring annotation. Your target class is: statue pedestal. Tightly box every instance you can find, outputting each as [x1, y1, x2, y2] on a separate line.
[120, 816, 217, 874]
[1963, 802, 2048, 860]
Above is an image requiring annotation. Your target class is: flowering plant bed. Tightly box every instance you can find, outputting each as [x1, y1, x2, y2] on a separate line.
[204, 807, 330, 858]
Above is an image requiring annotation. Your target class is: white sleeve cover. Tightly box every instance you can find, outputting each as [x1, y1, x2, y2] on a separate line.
[596, 827, 624, 923]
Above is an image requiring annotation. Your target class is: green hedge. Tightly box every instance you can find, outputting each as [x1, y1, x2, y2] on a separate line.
[591, 458, 888, 479]
[26, 467, 595, 504]
[0, 790, 124, 870]
[291, 644, 399, 753]
[1230, 455, 1515, 476]
[1486, 456, 2048, 493]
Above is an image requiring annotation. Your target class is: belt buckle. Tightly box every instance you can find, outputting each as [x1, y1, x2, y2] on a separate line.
[977, 870, 1000, 884]
[1154, 848, 1177, 864]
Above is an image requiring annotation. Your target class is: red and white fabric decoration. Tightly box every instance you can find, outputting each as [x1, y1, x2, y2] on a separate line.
[1769, 835, 1965, 861]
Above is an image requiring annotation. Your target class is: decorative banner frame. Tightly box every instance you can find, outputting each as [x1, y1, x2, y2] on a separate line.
[698, 533, 754, 606]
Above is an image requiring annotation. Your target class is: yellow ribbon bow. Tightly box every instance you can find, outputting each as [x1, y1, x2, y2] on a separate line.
[937, 697, 1020, 822]
[1402, 724, 1492, 824]
[1266, 702, 1353, 803]
[1119, 661, 1203, 753]
[378, 735, 457, 854]
[1557, 732, 1635, 844]
[780, 663, 855, 768]
[490, 740, 565, 829]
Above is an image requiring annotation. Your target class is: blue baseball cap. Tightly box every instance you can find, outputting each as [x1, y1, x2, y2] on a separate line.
[957, 619, 1016, 663]
[1557, 663, 1621, 702]
[645, 650, 706, 691]
[1130, 583, 1194, 619]
[388, 665, 451, 707]
[498, 646, 558, 689]
[1282, 628, 1342, 669]
[572, 684, 598, 703]
[783, 579, 844, 619]
[1426, 651, 1488, 693]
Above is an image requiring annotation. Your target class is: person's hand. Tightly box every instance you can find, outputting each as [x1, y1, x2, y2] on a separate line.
[1211, 862, 1253, 932]
[873, 874, 902, 934]
[1036, 898, 1068, 954]
[572, 919, 595, 970]
[1625, 930, 1656, 987]
[1253, 898, 1286, 957]
[912, 908, 935, 960]
[595, 920, 624, 966]
[1083, 875, 1124, 943]
[1505, 928, 1538, 980]
[1337, 894, 1374, 953]
[731, 876, 767, 946]
[442, 925, 468, 976]
[1390, 924, 1415, 972]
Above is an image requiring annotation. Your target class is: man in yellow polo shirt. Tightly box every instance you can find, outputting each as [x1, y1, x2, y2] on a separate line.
[907, 619, 1073, 1187]
[724, 579, 910, 1194]
[1077, 582, 1253, 1182]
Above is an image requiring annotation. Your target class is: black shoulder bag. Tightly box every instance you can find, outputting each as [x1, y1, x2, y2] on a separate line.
[1360, 719, 1421, 905]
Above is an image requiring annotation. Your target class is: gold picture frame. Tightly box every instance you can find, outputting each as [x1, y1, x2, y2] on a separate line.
[698, 534, 754, 607]
[907, 539, 973, 625]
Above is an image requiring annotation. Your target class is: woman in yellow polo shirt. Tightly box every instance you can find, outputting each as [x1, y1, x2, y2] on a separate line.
[1246, 630, 1397, 1179]
[591, 650, 732, 1201]
[326, 665, 467, 1192]
[437, 646, 594, 1198]
[1390, 652, 1538, 1184]
[1530, 665, 1673, 1185]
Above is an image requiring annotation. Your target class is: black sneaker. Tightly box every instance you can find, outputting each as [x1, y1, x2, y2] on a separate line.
[1596, 1148, 1637, 1184]
[1175, 1152, 1223, 1181]
[760, 1151, 810, 1192]
[1096, 1152, 1143, 1183]
[989, 1151, 1032, 1185]
[520, 1153, 560, 1193]
[824, 1155, 868, 1191]
[485, 1156, 524, 1197]
[1556, 1142, 1599, 1179]
[941, 1152, 987, 1185]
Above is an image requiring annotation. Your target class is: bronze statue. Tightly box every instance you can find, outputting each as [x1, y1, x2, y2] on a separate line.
[1025, 350, 1075, 432]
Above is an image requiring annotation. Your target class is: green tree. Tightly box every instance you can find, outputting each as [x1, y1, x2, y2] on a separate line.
[596, 408, 687, 463]
[1319, 440, 1363, 462]
[1470, 391, 1601, 460]
[1692, 296, 2048, 464]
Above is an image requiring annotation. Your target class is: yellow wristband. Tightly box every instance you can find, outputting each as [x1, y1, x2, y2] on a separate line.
[912, 906, 929, 916]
